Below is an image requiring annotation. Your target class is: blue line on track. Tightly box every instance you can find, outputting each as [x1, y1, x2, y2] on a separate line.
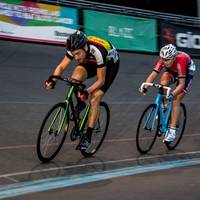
[0, 158, 200, 199]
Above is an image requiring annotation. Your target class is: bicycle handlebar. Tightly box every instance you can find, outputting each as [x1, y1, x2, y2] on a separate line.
[50, 75, 86, 91]
[140, 82, 171, 97]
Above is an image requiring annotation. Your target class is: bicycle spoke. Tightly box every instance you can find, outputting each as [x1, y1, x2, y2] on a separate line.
[37, 103, 69, 162]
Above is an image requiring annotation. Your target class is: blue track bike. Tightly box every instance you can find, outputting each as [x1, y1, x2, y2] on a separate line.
[136, 82, 187, 154]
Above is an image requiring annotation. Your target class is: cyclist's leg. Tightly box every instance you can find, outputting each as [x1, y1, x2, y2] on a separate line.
[159, 71, 176, 142]
[159, 71, 174, 110]
[71, 65, 88, 81]
[171, 74, 193, 129]
[81, 60, 119, 149]
[71, 63, 99, 149]
[88, 89, 104, 129]
[79, 89, 104, 150]
[71, 65, 90, 112]
[163, 91, 185, 142]
[171, 92, 185, 128]
[86, 60, 119, 137]
[163, 74, 193, 142]
[159, 71, 174, 86]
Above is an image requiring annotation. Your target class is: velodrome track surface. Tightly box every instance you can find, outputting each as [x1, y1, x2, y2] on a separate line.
[0, 40, 200, 199]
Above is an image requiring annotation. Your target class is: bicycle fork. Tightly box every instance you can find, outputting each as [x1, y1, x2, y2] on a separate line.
[48, 101, 69, 136]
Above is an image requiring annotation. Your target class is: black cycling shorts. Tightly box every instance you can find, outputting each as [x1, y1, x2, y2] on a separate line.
[79, 60, 119, 93]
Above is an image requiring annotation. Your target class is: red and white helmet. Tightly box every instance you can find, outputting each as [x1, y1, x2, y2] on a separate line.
[159, 44, 177, 60]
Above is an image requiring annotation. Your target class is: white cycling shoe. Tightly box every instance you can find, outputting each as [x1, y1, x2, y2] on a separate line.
[163, 129, 176, 143]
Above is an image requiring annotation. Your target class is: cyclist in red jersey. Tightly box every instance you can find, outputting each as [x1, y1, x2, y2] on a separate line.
[141, 44, 196, 143]
[45, 30, 119, 150]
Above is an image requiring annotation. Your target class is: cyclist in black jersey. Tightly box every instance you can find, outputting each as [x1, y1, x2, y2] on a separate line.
[45, 30, 119, 150]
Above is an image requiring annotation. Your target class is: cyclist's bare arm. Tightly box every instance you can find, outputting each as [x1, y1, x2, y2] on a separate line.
[140, 71, 157, 95]
[145, 71, 157, 84]
[86, 67, 106, 94]
[45, 56, 72, 90]
[172, 78, 185, 96]
[53, 56, 72, 76]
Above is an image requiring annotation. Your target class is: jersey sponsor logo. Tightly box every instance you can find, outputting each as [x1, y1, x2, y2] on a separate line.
[90, 48, 95, 55]
[107, 48, 119, 63]
[188, 59, 196, 75]
[90, 44, 104, 65]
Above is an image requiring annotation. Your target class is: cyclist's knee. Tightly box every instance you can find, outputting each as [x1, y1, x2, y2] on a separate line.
[160, 73, 173, 86]
[71, 66, 87, 81]
[159, 79, 170, 86]
[90, 96, 101, 106]
[71, 75, 85, 82]
[173, 95, 183, 105]
[90, 91, 104, 106]
[71, 78, 82, 84]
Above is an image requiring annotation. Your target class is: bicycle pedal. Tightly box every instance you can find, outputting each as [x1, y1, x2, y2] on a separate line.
[75, 143, 81, 150]
[163, 140, 171, 145]
[70, 113, 81, 122]
[70, 127, 78, 141]
[157, 132, 162, 137]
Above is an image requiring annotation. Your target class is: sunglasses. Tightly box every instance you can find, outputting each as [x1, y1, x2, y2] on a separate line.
[161, 58, 172, 62]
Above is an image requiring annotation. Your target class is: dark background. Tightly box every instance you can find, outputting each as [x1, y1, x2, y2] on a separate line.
[87, 0, 198, 17]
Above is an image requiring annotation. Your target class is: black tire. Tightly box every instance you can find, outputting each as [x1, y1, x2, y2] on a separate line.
[165, 103, 187, 150]
[37, 103, 69, 162]
[136, 104, 160, 154]
[80, 102, 110, 157]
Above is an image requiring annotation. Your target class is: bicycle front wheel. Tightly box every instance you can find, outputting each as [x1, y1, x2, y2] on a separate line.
[37, 103, 69, 162]
[136, 104, 160, 154]
[165, 103, 187, 150]
[80, 102, 110, 157]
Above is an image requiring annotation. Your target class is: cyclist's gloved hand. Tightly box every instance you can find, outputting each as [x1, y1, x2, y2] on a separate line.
[45, 75, 59, 90]
[167, 93, 174, 101]
[140, 87, 148, 95]
[79, 90, 89, 102]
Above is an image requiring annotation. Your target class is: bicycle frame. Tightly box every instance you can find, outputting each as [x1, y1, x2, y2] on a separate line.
[141, 83, 172, 134]
[154, 93, 172, 133]
[136, 82, 187, 153]
[63, 84, 90, 137]
[37, 76, 111, 161]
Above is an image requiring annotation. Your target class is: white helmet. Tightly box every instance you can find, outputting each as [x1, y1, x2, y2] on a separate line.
[159, 44, 177, 60]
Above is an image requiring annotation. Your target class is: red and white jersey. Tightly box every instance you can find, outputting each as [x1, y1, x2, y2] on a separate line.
[154, 52, 194, 78]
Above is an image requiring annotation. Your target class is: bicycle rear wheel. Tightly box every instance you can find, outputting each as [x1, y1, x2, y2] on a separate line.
[80, 102, 110, 157]
[136, 104, 160, 154]
[165, 103, 187, 150]
[37, 103, 69, 162]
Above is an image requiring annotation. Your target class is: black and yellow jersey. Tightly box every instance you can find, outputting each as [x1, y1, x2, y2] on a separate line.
[66, 36, 119, 68]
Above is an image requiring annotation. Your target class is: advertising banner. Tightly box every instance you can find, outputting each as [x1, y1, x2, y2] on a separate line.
[0, 0, 78, 44]
[159, 22, 200, 55]
[83, 10, 157, 52]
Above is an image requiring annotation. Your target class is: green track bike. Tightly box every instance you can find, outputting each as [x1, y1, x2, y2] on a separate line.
[37, 76, 110, 162]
